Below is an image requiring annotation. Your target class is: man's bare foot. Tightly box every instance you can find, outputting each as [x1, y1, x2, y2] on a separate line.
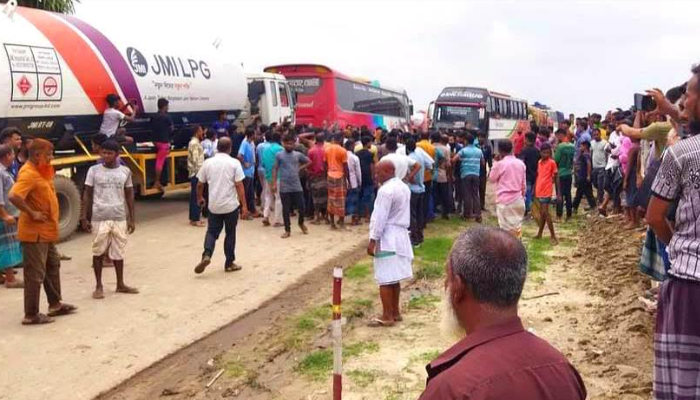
[550, 237, 559, 246]
[300, 224, 309, 234]
[262, 218, 270, 227]
[5, 279, 24, 289]
[92, 287, 105, 299]
[281, 231, 291, 238]
[116, 285, 139, 294]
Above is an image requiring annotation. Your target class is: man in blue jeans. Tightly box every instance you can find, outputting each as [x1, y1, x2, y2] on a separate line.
[194, 137, 248, 274]
[237, 126, 258, 220]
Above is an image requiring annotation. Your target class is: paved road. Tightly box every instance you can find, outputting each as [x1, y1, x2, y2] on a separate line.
[0, 191, 366, 400]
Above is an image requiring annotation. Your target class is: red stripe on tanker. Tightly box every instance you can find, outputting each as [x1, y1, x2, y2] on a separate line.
[1, 6, 247, 123]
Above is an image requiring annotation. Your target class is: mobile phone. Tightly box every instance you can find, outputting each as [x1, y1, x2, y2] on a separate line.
[634, 93, 656, 112]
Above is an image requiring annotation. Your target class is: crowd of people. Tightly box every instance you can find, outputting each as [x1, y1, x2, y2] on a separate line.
[1, 60, 699, 398]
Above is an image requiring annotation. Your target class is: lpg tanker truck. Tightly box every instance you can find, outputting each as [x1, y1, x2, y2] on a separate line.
[0, 1, 294, 241]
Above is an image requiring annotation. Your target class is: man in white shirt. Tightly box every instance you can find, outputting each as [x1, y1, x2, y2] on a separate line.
[99, 94, 136, 145]
[599, 128, 622, 216]
[367, 160, 413, 327]
[345, 140, 362, 225]
[194, 137, 248, 274]
[381, 137, 421, 182]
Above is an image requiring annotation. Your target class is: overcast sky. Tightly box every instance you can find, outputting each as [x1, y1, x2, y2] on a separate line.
[74, 0, 700, 116]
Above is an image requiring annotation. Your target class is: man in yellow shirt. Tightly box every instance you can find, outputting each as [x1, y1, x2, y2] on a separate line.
[417, 132, 437, 221]
[9, 139, 77, 325]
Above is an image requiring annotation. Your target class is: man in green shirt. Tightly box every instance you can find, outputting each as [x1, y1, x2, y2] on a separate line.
[554, 129, 575, 221]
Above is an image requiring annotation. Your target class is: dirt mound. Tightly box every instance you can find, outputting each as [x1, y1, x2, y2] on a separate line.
[569, 217, 653, 398]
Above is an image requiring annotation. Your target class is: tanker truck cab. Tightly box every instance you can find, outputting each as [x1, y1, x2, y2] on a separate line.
[244, 72, 295, 126]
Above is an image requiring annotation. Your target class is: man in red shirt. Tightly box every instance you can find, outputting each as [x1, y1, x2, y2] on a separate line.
[306, 133, 328, 225]
[324, 134, 349, 230]
[418, 226, 586, 400]
[511, 130, 525, 157]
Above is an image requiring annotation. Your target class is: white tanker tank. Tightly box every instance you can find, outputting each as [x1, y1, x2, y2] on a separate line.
[0, 2, 247, 145]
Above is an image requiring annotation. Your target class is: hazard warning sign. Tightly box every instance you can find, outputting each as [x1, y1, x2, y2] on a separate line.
[17, 75, 32, 94]
[5, 44, 62, 102]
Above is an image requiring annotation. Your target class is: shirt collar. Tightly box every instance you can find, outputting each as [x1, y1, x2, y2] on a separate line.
[427, 317, 524, 377]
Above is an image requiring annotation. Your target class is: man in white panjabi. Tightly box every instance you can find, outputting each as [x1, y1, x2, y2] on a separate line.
[367, 160, 413, 327]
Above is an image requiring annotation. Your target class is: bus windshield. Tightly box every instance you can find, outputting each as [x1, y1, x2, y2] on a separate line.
[435, 105, 480, 128]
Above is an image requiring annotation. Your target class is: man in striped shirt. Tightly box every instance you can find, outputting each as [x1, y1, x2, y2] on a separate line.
[647, 63, 700, 400]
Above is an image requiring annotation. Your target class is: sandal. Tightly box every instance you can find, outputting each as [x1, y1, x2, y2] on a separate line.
[367, 317, 395, 328]
[22, 313, 55, 325]
[47, 303, 78, 317]
[225, 263, 243, 272]
[116, 286, 139, 294]
[92, 288, 105, 299]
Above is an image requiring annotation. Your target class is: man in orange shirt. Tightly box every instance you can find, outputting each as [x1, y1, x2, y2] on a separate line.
[324, 134, 350, 230]
[417, 132, 437, 221]
[9, 139, 77, 325]
[533, 143, 560, 245]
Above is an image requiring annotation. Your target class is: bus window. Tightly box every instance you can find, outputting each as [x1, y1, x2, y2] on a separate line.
[335, 78, 405, 117]
[270, 81, 278, 107]
[279, 82, 290, 107]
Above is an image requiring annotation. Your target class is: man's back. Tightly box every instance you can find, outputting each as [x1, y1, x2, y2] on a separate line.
[420, 318, 586, 400]
[307, 144, 325, 176]
[519, 145, 540, 184]
[458, 146, 482, 177]
[325, 144, 347, 179]
[554, 142, 575, 177]
[198, 154, 244, 215]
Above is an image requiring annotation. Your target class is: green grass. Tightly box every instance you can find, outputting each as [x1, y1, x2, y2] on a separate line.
[297, 349, 333, 380]
[414, 237, 454, 264]
[345, 298, 374, 319]
[526, 238, 553, 272]
[284, 304, 333, 350]
[409, 349, 441, 365]
[407, 294, 441, 310]
[345, 262, 372, 280]
[297, 341, 380, 381]
[222, 359, 247, 378]
[348, 369, 380, 388]
[413, 237, 453, 280]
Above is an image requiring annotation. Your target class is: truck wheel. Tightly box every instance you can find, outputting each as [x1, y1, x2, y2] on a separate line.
[55, 175, 81, 242]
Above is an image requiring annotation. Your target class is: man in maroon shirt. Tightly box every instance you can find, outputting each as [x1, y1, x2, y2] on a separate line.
[418, 226, 586, 400]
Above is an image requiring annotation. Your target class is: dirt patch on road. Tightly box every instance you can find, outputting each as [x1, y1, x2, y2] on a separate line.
[101, 215, 654, 400]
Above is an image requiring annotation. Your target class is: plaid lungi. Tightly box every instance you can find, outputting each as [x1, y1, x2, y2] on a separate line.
[0, 220, 22, 270]
[496, 197, 525, 239]
[309, 174, 328, 209]
[639, 227, 669, 282]
[654, 277, 700, 399]
[327, 176, 346, 217]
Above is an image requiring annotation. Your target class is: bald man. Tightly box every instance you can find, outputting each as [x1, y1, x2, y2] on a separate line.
[419, 226, 586, 399]
[367, 160, 413, 327]
[9, 139, 77, 325]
